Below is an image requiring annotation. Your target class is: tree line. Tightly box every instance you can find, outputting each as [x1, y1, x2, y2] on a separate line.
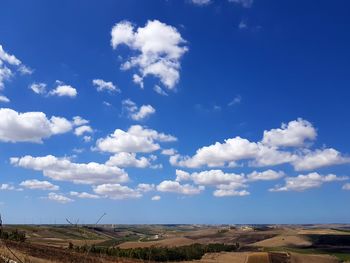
[71, 242, 240, 261]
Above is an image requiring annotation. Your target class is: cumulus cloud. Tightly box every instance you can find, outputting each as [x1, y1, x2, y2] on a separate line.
[73, 116, 89, 126]
[11, 155, 128, 185]
[270, 173, 348, 192]
[161, 148, 177, 156]
[48, 192, 73, 203]
[29, 83, 47, 95]
[247, 170, 285, 181]
[173, 169, 289, 196]
[92, 79, 120, 93]
[170, 119, 347, 172]
[175, 169, 191, 182]
[20, 179, 59, 191]
[228, 0, 253, 8]
[49, 83, 77, 98]
[96, 125, 176, 153]
[292, 148, 350, 171]
[0, 44, 32, 90]
[122, 99, 155, 121]
[74, 125, 93, 136]
[111, 20, 188, 90]
[0, 108, 73, 143]
[106, 152, 155, 168]
[93, 184, 142, 199]
[262, 119, 317, 148]
[171, 137, 293, 168]
[157, 180, 204, 195]
[137, 183, 155, 192]
[70, 191, 100, 199]
[0, 95, 10, 103]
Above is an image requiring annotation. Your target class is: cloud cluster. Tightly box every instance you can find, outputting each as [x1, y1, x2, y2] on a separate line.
[96, 125, 176, 153]
[0, 108, 73, 143]
[11, 155, 128, 185]
[122, 99, 155, 121]
[172, 169, 285, 197]
[29, 81, 78, 98]
[270, 173, 348, 192]
[111, 20, 188, 90]
[170, 119, 350, 171]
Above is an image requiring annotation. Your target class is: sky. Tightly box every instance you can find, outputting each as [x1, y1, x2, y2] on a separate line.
[0, 0, 350, 224]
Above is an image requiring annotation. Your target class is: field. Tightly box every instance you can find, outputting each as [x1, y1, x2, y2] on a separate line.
[0, 224, 349, 262]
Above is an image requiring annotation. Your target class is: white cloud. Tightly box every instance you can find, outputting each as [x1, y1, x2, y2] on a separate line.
[49, 84, 77, 98]
[161, 148, 177, 156]
[190, 170, 245, 186]
[96, 125, 176, 153]
[74, 125, 93, 136]
[137, 183, 155, 192]
[20, 179, 59, 191]
[213, 189, 250, 197]
[262, 118, 317, 147]
[92, 79, 120, 93]
[270, 172, 348, 192]
[157, 180, 204, 195]
[106, 152, 154, 168]
[175, 169, 191, 182]
[0, 45, 32, 90]
[0, 184, 16, 191]
[0, 108, 73, 143]
[343, 183, 350, 190]
[73, 116, 89, 126]
[247, 170, 285, 181]
[151, 195, 161, 201]
[228, 0, 253, 8]
[122, 99, 155, 121]
[48, 192, 73, 204]
[70, 191, 100, 199]
[292, 148, 350, 171]
[29, 83, 47, 95]
[93, 184, 142, 199]
[190, 0, 212, 6]
[153, 85, 168, 96]
[170, 119, 343, 170]
[111, 20, 188, 90]
[170, 137, 260, 168]
[11, 155, 128, 185]
[0, 95, 10, 103]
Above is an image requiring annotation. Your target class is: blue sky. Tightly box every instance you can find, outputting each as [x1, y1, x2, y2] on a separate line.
[0, 0, 350, 224]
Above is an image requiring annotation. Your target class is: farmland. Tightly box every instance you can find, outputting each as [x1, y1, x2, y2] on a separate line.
[0, 224, 349, 262]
